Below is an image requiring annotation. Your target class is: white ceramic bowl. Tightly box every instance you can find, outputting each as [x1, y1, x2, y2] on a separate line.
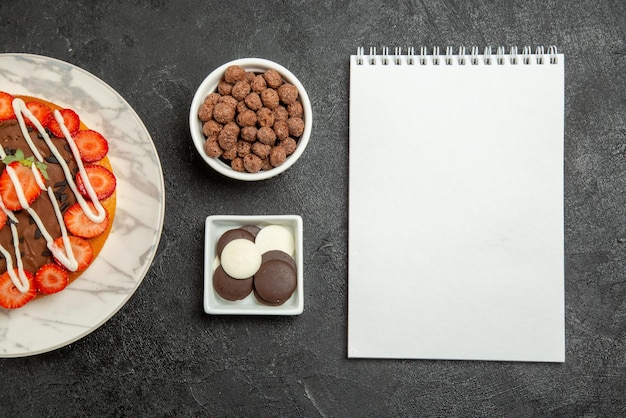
[204, 215, 304, 315]
[190, 58, 312, 181]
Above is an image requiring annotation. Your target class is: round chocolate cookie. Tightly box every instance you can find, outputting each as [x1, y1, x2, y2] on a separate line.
[261, 250, 296, 272]
[216, 228, 255, 256]
[253, 259, 297, 306]
[253, 289, 283, 306]
[213, 265, 253, 301]
[239, 224, 261, 238]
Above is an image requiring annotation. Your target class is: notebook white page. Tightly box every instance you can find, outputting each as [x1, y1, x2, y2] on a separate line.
[348, 48, 565, 362]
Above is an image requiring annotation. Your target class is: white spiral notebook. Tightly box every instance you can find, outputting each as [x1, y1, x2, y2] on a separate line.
[348, 46, 565, 362]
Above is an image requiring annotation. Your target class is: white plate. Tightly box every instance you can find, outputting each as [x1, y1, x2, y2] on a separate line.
[204, 215, 303, 315]
[0, 53, 165, 357]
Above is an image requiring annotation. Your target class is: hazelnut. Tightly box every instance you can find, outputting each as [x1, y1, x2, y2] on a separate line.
[218, 95, 238, 107]
[263, 69, 283, 89]
[273, 120, 289, 140]
[280, 137, 297, 155]
[243, 154, 263, 173]
[240, 126, 258, 142]
[252, 142, 271, 158]
[236, 109, 257, 127]
[197, 102, 214, 121]
[203, 92, 221, 105]
[236, 140, 252, 157]
[287, 101, 303, 118]
[202, 120, 222, 137]
[269, 145, 287, 167]
[213, 102, 236, 124]
[217, 80, 232, 95]
[287, 117, 305, 137]
[261, 158, 272, 171]
[278, 83, 298, 105]
[256, 107, 275, 127]
[204, 138, 222, 158]
[244, 92, 263, 111]
[222, 146, 237, 160]
[250, 74, 267, 93]
[260, 88, 280, 109]
[236, 100, 249, 114]
[257, 126, 277, 145]
[231, 80, 251, 101]
[224, 65, 246, 84]
[218, 121, 239, 150]
[231, 157, 245, 172]
[273, 105, 289, 122]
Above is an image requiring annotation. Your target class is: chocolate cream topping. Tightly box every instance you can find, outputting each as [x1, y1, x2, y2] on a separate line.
[0, 119, 78, 274]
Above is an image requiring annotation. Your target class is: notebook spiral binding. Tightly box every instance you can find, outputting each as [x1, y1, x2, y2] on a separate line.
[355, 46, 559, 66]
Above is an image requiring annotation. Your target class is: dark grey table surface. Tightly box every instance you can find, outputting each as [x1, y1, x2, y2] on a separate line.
[1, 0, 625, 416]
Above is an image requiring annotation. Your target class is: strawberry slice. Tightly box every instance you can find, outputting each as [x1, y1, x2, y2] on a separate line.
[0, 91, 16, 122]
[52, 236, 93, 271]
[72, 129, 109, 162]
[0, 161, 43, 211]
[48, 108, 80, 138]
[25, 100, 53, 129]
[0, 210, 7, 232]
[0, 269, 36, 309]
[75, 164, 116, 200]
[63, 201, 109, 238]
[35, 263, 69, 295]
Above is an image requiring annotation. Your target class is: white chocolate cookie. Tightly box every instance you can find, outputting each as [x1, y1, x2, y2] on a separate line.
[255, 225, 295, 256]
[220, 238, 262, 279]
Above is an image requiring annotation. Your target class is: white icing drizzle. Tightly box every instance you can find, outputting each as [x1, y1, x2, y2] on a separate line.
[0, 147, 18, 225]
[0, 145, 18, 227]
[0, 143, 29, 291]
[11, 100, 44, 162]
[0, 228, 30, 293]
[32, 163, 46, 190]
[51, 109, 106, 224]
[0, 245, 26, 291]
[0, 204, 17, 224]
[5, 164, 32, 210]
[9, 223, 29, 291]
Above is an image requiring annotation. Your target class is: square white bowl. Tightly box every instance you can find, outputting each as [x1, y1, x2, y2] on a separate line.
[204, 215, 303, 315]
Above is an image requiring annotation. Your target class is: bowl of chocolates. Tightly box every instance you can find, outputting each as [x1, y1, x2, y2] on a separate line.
[204, 214, 303, 315]
[190, 58, 312, 181]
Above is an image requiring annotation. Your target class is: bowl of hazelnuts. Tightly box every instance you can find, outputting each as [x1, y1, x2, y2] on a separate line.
[189, 58, 312, 181]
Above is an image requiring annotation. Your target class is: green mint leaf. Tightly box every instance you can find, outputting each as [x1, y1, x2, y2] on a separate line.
[2, 155, 17, 165]
[2, 149, 25, 165]
[1, 149, 49, 180]
[35, 161, 49, 180]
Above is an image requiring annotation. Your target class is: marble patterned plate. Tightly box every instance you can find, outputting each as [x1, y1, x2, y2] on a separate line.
[0, 53, 165, 357]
